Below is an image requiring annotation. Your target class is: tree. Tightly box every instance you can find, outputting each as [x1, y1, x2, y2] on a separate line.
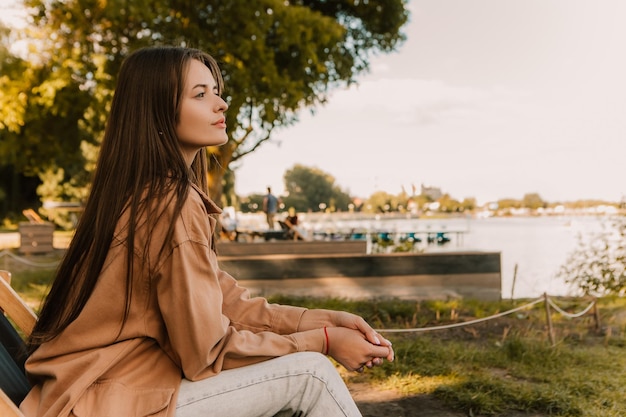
[3, 0, 408, 215]
[411, 194, 432, 212]
[557, 215, 626, 296]
[282, 164, 351, 212]
[0, 19, 105, 219]
[437, 193, 462, 213]
[461, 197, 477, 212]
[1, 24, 85, 219]
[522, 192, 545, 211]
[364, 191, 399, 214]
[497, 198, 522, 211]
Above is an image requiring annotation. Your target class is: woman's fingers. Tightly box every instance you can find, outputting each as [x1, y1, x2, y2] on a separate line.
[327, 327, 391, 370]
[331, 312, 395, 358]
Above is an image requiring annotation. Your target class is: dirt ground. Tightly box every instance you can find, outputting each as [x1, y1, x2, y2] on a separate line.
[349, 382, 548, 417]
[348, 382, 548, 417]
[349, 382, 466, 417]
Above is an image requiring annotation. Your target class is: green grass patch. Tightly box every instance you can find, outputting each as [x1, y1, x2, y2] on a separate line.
[269, 295, 626, 416]
[1, 250, 60, 310]
[10, 268, 55, 310]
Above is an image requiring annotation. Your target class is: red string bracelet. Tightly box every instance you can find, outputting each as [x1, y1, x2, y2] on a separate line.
[323, 326, 329, 355]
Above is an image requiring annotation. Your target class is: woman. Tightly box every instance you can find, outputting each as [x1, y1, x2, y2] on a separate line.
[21, 46, 393, 417]
[284, 207, 306, 240]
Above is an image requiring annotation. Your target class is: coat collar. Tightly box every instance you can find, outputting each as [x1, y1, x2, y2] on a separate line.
[190, 183, 222, 215]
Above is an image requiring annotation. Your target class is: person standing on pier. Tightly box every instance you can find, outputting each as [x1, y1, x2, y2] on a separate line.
[262, 186, 281, 229]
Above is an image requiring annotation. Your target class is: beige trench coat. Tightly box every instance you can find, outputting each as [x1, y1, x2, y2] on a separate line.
[21, 184, 331, 417]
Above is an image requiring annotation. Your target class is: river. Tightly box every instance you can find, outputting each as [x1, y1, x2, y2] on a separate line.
[430, 216, 609, 299]
[295, 214, 608, 299]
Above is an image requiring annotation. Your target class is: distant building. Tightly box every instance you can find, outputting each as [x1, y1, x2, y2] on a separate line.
[421, 184, 442, 201]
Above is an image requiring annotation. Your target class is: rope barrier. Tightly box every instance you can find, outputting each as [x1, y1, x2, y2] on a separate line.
[376, 297, 544, 333]
[547, 297, 596, 319]
[376, 296, 596, 334]
[0, 249, 60, 268]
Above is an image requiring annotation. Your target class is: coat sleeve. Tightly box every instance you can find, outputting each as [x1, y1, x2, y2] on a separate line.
[153, 199, 324, 381]
[217, 269, 339, 334]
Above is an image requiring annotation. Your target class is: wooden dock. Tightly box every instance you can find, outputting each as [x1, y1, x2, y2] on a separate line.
[217, 242, 502, 301]
[217, 240, 367, 256]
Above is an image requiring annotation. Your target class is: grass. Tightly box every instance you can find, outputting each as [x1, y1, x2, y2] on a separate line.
[269, 295, 626, 416]
[0, 250, 62, 308]
[3, 259, 626, 416]
[379, 335, 626, 416]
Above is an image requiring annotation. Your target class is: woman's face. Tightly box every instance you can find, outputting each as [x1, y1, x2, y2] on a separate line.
[176, 59, 228, 165]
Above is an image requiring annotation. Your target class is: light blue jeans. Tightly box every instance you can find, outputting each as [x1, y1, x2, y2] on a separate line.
[175, 352, 362, 417]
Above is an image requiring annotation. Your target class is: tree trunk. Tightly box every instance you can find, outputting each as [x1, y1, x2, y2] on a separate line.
[206, 143, 235, 208]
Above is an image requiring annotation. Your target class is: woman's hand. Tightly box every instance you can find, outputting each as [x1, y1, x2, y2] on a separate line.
[325, 326, 394, 372]
[298, 309, 395, 366]
[330, 312, 394, 362]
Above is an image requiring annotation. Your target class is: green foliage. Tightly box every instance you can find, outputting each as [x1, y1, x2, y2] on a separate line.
[36, 168, 88, 229]
[557, 215, 626, 296]
[496, 198, 523, 210]
[522, 192, 546, 210]
[363, 190, 475, 215]
[1, 0, 409, 217]
[437, 193, 462, 213]
[0, 20, 98, 219]
[460, 196, 477, 211]
[281, 164, 352, 212]
[237, 193, 265, 214]
[364, 191, 399, 213]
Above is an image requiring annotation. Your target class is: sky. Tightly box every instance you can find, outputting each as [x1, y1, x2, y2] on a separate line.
[233, 0, 626, 204]
[2, 0, 625, 205]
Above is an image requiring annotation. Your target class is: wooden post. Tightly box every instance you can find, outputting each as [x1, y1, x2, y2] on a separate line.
[510, 263, 518, 300]
[544, 292, 555, 346]
[593, 298, 601, 332]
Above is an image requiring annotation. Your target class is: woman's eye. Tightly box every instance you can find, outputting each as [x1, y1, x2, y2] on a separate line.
[195, 92, 206, 98]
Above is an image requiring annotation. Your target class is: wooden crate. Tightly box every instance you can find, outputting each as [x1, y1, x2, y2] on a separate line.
[18, 222, 54, 254]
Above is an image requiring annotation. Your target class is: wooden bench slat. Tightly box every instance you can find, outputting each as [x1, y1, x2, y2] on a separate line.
[0, 270, 33, 416]
[0, 272, 36, 337]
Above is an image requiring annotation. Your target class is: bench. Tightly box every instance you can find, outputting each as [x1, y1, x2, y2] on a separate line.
[0, 270, 36, 416]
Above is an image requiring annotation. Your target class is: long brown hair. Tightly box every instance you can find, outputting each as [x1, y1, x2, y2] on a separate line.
[28, 46, 224, 352]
